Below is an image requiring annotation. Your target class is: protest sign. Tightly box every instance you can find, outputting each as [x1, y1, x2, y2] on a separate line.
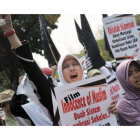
[55, 74, 118, 126]
[107, 75, 125, 103]
[103, 14, 140, 63]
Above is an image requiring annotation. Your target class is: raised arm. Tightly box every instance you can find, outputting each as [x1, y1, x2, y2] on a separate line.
[0, 14, 55, 120]
[0, 14, 22, 49]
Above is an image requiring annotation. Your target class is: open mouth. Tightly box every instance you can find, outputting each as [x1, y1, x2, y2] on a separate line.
[70, 74, 78, 81]
[136, 79, 140, 84]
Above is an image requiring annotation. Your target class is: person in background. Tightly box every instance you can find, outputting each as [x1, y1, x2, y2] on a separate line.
[51, 65, 63, 87]
[0, 90, 19, 126]
[87, 69, 101, 78]
[116, 59, 140, 126]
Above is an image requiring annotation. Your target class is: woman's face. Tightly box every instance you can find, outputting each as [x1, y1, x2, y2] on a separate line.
[2, 102, 12, 116]
[62, 57, 83, 83]
[128, 62, 140, 88]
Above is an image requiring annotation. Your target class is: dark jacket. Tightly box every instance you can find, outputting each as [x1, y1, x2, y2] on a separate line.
[10, 41, 59, 125]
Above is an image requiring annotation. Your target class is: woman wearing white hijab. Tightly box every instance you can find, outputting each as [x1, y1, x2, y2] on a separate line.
[57, 54, 118, 116]
[58, 54, 85, 84]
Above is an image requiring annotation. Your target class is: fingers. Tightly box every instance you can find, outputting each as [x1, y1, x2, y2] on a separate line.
[19, 76, 24, 83]
[0, 14, 9, 19]
[107, 104, 115, 111]
[110, 106, 117, 112]
[107, 100, 118, 117]
[107, 100, 117, 112]
[51, 65, 58, 70]
[110, 100, 116, 105]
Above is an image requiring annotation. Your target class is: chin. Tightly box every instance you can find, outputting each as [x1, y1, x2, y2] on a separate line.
[133, 84, 140, 88]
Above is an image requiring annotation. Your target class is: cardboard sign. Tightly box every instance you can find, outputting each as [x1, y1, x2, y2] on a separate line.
[107, 75, 125, 103]
[103, 14, 140, 63]
[55, 74, 118, 126]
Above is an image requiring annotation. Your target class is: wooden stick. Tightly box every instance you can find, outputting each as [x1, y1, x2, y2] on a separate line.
[48, 43, 58, 66]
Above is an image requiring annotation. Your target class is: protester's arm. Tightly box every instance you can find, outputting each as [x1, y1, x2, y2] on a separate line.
[117, 99, 140, 126]
[0, 14, 55, 119]
[0, 14, 22, 49]
[10, 93, 31, 119]
[51, 65, 57, 78]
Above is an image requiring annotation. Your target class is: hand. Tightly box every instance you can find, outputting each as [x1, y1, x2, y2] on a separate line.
[19, 76, 24, 83]
[0, 14, 13, 33]
[51, 65, 58, 78]
[107, 100, 118, 118]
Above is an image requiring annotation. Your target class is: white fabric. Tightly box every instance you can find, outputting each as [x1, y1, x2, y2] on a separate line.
[43, 75, 61, 125]
[58, 54, 85, 84]
[100, 66, 111, 78]
[105, 61, 112, 69]
[0, 19, 6, 26]
[16, 117, 32, 126]
[105, 61, 116, 76]
[111, 70, 116, 76]
[52, 78, 63, 87]
[22, 102, 53, 126]
[16, 74, 53, 125]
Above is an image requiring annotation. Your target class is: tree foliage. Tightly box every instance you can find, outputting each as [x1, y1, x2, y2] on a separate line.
[0, 14, 60, 92]
[135, 14, 140, 26]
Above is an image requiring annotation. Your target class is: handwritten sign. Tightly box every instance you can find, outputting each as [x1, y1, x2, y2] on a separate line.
[103, 14, 140, 63]
[55, 75, 118, 126]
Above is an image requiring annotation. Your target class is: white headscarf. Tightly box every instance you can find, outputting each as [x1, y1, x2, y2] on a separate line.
[58, 54, 85, 85]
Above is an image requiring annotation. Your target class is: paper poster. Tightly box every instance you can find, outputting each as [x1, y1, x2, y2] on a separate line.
[107, 75, 125, 103]
[103, 14, 140, 63]
[55, 74, 118, 126]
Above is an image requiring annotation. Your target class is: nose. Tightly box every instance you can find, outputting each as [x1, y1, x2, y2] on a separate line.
[69, 65, 75, 72]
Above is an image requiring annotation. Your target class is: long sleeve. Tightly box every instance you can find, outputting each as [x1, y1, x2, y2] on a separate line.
[13, 41, 55, 120]
[117, 98, 140, 126]
[10, 93, 30, 118]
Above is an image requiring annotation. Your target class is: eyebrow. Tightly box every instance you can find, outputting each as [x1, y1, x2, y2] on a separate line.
[129, 66, 140, 73]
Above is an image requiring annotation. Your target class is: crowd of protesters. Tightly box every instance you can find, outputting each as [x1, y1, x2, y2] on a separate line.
[0, 14, 140, 126]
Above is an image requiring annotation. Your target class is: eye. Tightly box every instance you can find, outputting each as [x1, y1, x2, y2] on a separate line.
[63, 65, 68, 69]
[128, 72, 132, 76]
[136, 67, 140, 71]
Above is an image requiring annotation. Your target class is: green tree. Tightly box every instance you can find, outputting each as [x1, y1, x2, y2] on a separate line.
[135, 14, 140, 26]
[0, 14, 60, 92]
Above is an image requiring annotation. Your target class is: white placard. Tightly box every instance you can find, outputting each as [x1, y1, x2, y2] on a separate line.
[103, 14, 140, 63]
[107, 75, 125, 103]
[55, 74, 118, 126]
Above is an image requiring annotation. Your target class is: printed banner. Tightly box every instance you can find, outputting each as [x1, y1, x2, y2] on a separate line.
[103, 14, 140, 63]
[55, 75, 118, 126]
[107, 75, 125, 103]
